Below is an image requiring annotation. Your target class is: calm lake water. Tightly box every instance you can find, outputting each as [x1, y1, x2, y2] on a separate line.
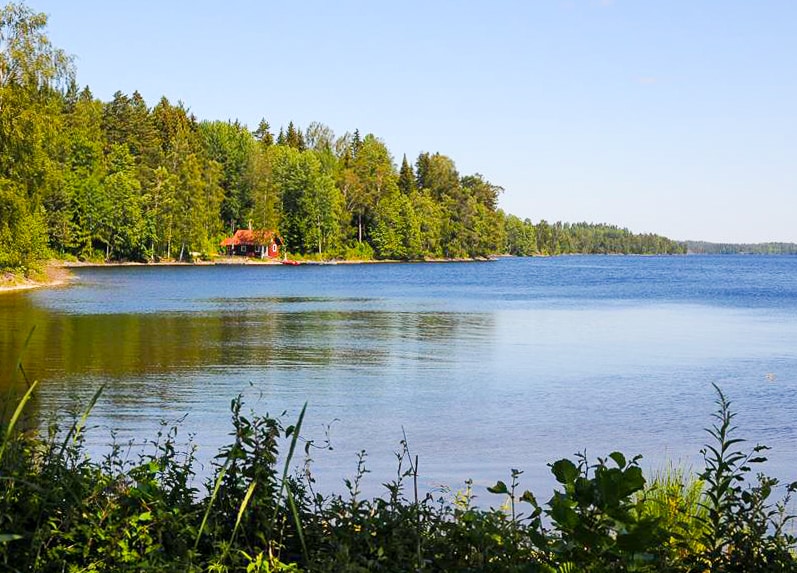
[2, 256, 797, 498]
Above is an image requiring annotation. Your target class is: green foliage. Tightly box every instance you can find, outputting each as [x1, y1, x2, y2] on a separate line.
[200, 119, 256, 230]
[0, 179, 49, 273]
[694, 384, 797, 572]
[341, 241, 374, 261]
[527, 221, 686, 256]
[546, 452, 669, 571]
[687, 240, 797, 255]
[2, 380, 796, 572]
[371, 190, 421, 259]
[254, 118, 275, 148]
[269, 145, 343, 257]
[637, 464, 707, 565]
[0, 3, 685, 269]
[504, 213, 537, 256]
[410, 189, 444, 258]
[397, 154, 415, 195]
[0, 2, 71, 272]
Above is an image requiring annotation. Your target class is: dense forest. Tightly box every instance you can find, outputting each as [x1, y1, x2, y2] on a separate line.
[0, 3, 685, 274]
[686, 241, 797, 255]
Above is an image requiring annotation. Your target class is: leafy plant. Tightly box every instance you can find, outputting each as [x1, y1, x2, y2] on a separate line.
[545, 451, 669, 571]
[695, 383, 797, 571]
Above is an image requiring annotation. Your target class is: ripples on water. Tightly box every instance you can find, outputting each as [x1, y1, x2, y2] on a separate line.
[2, 256, 796, 497]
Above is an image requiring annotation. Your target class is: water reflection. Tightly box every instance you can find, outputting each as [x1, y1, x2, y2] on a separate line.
[1, 297, 494, 395]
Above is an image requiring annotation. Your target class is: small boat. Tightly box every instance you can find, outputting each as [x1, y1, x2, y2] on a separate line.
[281, 259, 300, 266]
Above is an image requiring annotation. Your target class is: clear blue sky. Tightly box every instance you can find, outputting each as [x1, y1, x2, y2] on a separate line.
[31, 1, 797, 243]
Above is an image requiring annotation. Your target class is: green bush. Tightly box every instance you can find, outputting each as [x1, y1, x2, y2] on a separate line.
[1, 383, 796, 572]
[341, 242, 375, 261]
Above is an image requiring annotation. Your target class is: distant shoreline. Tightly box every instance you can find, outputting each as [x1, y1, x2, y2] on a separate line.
[0, 257, 495, 294]
[60, 256, 496, 268]
[5, 251, 789, 295]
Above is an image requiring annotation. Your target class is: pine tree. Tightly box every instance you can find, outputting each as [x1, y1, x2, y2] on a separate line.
[254, 118, 274, 147]
[398, 154, 415, 195]
[351, 128, 362, 156]
[102, 91, 132, 150]
[286, 121, 301, 149]
[128, 90, 161, 183]
[415, 152, 430, 190]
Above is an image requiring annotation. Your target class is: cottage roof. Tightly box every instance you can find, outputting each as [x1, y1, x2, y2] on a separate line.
[220, 229, 277, 247]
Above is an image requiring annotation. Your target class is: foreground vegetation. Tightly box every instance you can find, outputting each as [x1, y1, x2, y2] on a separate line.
[0, 2, 685, 278]
[1, 380, 795, 572]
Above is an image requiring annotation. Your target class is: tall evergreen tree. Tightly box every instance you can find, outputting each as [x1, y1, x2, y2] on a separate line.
[285, 121, 303, 150]
[101, 91, 132, 149]
[415, 152, 430, 191]
[253, 118, 274, 147]
[129, 91, 160, 190]
[398, 154, 415, 195]
[351, 128, 362, 156]
[50, 84, 104, 256]
[152, 97, 195, 156]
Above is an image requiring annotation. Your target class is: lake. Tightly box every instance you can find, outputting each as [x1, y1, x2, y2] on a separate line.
[2, 256, 797, 499]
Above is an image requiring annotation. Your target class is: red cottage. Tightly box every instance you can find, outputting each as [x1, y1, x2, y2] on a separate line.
[220, 229, 282, 259]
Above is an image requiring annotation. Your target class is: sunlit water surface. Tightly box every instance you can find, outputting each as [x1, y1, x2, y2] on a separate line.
[2, 256, 796, 498]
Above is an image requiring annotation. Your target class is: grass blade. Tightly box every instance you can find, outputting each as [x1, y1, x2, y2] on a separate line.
[269, 402, 308, 563]
[227, 480, 257, 555]
[286, 485, 308, 564]
[58, 384, 105, 459]
[0, 380, 39, 463]
[15, 326, 36, 389]
[194, 461, 229, 551]
[275, 402, 307, 514]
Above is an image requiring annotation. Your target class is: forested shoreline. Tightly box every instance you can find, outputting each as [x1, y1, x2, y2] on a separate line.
[0, 3, 684, 276]
[686, 241, 797, 255]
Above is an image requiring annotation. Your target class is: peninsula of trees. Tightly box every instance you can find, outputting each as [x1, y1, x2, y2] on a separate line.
[0, 3, 685, 275]
[686, 241, 797, 255]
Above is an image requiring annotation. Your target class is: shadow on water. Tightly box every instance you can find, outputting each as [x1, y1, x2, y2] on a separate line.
[1, 291, 494, 408]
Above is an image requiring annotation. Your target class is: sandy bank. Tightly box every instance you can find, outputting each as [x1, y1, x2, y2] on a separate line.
[0, 263, 74, 294]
